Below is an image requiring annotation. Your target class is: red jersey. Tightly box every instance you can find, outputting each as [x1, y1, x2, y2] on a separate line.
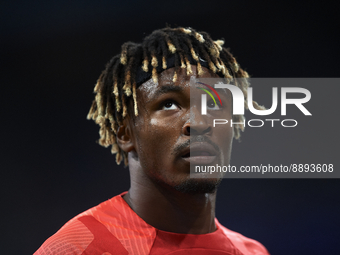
[34, 192, 269, 255]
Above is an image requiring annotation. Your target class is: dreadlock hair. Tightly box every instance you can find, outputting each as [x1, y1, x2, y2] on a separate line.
[87, 26, 265, 166]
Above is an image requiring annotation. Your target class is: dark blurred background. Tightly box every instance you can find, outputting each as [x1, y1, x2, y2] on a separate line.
[1, 1, 339, 254]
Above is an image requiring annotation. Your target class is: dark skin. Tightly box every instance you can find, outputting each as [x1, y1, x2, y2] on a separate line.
[117, 66, 233, 234]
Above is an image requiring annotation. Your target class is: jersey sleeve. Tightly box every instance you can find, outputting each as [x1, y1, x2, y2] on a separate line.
[34, 215, 130, 255]
[34, 218, 94, 255]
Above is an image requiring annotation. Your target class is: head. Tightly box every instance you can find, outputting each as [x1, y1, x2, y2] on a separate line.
[87, 26, 264, 193]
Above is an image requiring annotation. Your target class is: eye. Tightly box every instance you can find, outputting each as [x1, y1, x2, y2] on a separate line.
[162, 101, 179, 110]
[207, 99, 220, 110]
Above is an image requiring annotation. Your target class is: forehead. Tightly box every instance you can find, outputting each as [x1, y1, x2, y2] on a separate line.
[137, 66, 222, 101]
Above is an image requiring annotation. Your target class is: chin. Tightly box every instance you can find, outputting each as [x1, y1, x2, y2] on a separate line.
[172, 178, 222, 194]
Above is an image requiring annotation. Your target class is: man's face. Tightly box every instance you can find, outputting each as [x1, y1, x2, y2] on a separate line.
[128, 66, 233, 193]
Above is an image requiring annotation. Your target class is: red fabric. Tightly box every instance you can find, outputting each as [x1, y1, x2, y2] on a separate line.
[78, 216, 128, 255]
[35, 192, 269, 255]
[150, 227, 243, 255]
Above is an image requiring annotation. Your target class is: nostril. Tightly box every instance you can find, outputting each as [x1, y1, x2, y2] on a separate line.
[183, 124, 191, 136]
[185, 126, 190, 135]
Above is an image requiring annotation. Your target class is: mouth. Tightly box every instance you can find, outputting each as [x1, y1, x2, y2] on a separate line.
[180, 143, 217, 164]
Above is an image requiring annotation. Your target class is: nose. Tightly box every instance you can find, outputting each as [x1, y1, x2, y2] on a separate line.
[182, 108, 212, 136]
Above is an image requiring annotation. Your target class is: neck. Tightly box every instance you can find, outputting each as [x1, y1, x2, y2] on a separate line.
[123, 155, 217, 234]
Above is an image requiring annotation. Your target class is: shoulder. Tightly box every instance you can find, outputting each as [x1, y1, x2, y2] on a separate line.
[216, 220, 270, 255]
[34, 193, 156, 255]
[34, 216, 94, 255]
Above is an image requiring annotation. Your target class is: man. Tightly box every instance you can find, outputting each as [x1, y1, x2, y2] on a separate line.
[35, 27, 269, 254]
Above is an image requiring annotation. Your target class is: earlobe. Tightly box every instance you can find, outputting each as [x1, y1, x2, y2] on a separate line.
[116, 123, 135, 153]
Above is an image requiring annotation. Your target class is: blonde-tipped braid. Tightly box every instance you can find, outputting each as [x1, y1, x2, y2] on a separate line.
[121, 92, 127, 118]
[190, 47, 199, 61]
[172, 71, 178, 82]
[120, 43, 129, 65]
[214, 40, 224, 51]
[116, 151, 123, 165]
[151, 55, 158, 83]
[194, 32, 205, 43]
[197, 61, 204, 76]
[184, 56, 193, 75]
[167, 40, 176, 53]
[142, 58, 149, 72]
[179, 54, 186, 69]
[123, 71, 132, 97]
[87, 100, 97, 120]
[162, 56, 167, 69]
[111, 143, 119, 154]
[113, 80, 121, 113]
[93, 73, 104, 93]
[208, 60, 217, 73]
[132, 82, 138, 116]
[95, 93, 105, 124]
[180, 27, 192, 34]
[208, 44, 220, 58]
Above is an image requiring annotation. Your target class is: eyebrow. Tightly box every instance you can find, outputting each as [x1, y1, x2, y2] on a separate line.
[150, 85, 184, 100]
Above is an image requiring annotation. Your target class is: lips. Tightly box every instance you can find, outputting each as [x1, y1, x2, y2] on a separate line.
[180, 142, 218, 164]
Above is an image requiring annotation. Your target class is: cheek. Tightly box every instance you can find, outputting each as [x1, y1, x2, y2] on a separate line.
[216, 125, 233, 143]
[214, 121, 233, 163]
[134, 116, 181, 166]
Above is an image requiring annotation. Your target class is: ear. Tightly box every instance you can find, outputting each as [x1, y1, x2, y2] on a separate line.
[116, 120, 135, 153]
